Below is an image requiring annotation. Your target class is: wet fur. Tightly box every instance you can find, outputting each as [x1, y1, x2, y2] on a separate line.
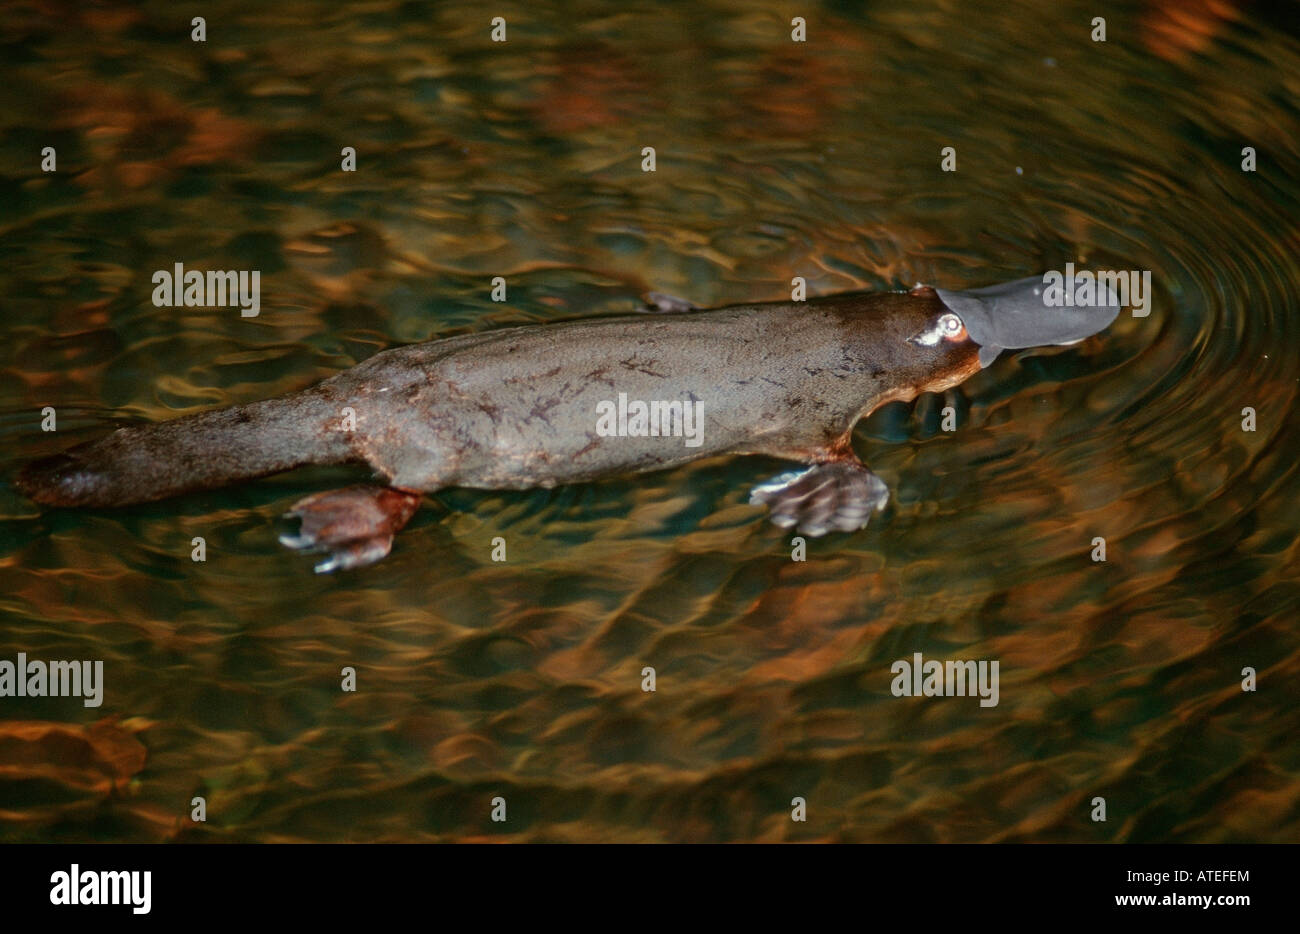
[17, 288, 980, 507]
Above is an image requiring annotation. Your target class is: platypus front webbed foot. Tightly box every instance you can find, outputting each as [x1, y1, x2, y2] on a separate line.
[279, 485, 422, 573]
[749, 460, 889, 537]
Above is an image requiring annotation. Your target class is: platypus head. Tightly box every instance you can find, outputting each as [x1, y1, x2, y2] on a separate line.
[929, 273, 1121, 368]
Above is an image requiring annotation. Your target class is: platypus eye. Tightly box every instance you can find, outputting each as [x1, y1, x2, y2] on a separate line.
[908, 312, 968, 347]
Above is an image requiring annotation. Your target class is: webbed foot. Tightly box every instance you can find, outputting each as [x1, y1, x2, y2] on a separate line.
[279, 484, 421, 573]
[749, 461, 888, 537]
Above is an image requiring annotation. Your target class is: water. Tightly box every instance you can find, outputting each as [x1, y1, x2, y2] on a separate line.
[0, 0, 1297, 842]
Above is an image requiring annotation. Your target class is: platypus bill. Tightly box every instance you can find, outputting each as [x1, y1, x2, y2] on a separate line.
[16, 275, 1119, 572]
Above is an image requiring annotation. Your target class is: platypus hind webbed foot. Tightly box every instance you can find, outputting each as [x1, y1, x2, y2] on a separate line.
[749, 461, 888, 537]
[279, 484, 422, 573]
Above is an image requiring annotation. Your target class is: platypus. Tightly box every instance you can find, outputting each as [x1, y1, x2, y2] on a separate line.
[16, 274, 1119, 572]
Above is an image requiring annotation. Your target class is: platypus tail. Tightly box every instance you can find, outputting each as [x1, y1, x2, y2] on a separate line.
[15, 387, 356, 508]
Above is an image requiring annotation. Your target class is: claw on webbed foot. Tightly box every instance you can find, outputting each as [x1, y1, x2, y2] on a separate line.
[749, 461, 888, 537]
[280, 484, 421, 572]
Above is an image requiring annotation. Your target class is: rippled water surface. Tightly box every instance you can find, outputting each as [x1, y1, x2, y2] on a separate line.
[1, 0, 1298, 842]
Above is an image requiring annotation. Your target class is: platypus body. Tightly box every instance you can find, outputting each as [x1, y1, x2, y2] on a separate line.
[16, 275, 1119, 571]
